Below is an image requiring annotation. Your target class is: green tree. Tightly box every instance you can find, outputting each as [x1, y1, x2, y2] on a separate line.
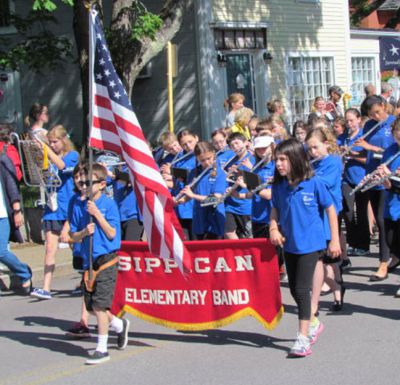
[2, 0, 191, 143]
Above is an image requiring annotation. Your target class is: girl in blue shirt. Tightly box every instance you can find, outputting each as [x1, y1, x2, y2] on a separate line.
[377, 118, 400, 289]
[211, 128, 235, 169]
[338, 109, 369, 258]
[179, 142, 226, 239]
[355, 95, 396, 281]
[232, 135, 275, 238]
[224, 132, 255, 239]
[171, 130, 198, 240]
[306, 126, 344, 314]
[31, 125, 79, 300]
[270, 138, 340, 357]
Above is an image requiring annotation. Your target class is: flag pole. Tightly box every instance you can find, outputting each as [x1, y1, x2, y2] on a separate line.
[87, 1, 95, 281]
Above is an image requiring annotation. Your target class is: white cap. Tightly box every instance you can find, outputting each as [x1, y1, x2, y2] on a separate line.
[253, 135, 274, 149]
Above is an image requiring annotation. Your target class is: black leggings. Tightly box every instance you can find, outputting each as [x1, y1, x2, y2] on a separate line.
[368, 190, 390, 262]
[385, 218, 400, 258]
[285, 251, 321, 320]
[341, 183, 370, 250]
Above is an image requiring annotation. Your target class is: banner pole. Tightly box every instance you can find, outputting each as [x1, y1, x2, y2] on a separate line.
[167, 42, 174, 133]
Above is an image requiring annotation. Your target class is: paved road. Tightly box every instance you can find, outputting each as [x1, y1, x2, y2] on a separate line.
[0, 252, 399, 385]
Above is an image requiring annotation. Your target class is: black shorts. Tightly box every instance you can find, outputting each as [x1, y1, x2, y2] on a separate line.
[83, 253, 118, 312]
[72, 255, 84, 271]
[224, 213, 252, 238]
[43, 219, 65, 235]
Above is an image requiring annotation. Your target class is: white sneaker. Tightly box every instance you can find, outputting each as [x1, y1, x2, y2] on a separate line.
[288, 333, 312, 357]
[308, 319, 324, 345]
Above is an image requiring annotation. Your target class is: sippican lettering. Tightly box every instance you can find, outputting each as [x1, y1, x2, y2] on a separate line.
[119, 255, 254, 274]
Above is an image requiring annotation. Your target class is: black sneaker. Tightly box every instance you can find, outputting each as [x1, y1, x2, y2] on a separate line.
[66, 322, 91, 339]
[117, 318, 130, 350]
[85, 350, 110, 365]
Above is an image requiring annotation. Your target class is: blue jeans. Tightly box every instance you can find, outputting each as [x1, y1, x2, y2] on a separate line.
[0, 217, 31, 283]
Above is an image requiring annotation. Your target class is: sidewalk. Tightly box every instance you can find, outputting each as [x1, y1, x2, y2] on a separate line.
[0, 242, 75, 290]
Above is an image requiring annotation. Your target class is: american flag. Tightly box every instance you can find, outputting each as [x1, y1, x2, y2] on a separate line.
[88, 10, 190, 273]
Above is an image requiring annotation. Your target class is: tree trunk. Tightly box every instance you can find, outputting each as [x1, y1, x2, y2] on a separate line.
[73, 0, 190, 145]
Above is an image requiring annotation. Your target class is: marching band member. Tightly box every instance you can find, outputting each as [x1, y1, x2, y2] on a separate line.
[232, 135, 275, 239]
[306, 126, 344, 316]
[210, 128, 235, 168]
[224, 132, 254, 239]
[31, 125, 79, 300]
[338, 109, 369, 260]
[179, 142, 226, 240]
[355, 95, 396, 281]
[171, 129, 198, 240]
[376, 118, 400, 291]
[270, 138, 340, 357]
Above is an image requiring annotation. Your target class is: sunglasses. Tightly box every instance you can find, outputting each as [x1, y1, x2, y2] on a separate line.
[78, 180, 104, 187]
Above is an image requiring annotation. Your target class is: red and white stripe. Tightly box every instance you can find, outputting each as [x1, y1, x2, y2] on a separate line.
[89, 84, 190, 273]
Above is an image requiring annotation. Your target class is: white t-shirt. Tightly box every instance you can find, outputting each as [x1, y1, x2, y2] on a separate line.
[0, 180, 8, 218]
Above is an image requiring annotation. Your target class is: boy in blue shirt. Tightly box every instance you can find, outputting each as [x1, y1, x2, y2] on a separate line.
[70, 163, 129, 365]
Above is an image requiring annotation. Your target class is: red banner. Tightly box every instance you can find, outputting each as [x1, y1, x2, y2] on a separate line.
[112, 239, 283, 331]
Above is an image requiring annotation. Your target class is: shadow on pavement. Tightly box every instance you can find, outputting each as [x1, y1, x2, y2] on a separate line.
[131, 329, 292, 353]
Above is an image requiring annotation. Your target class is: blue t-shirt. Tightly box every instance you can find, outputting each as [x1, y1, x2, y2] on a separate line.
[67, 192, 84, 257]
[251, 161, 275, 224]
[311, 154, 343, 213]
[383, 143, 400, 221]
[337, 130, 366, 186]
[172, 152, 197, 219]
[188, 164, 226, 237]
[112, 176, 140, 222]
[225, 152, 255, 215]
[43, 151, 79, 220]
[216, 148, 236, 169]
[272, 177, 333, 254]
[363, 116, 396, 189]
[70, 193, 121, 269]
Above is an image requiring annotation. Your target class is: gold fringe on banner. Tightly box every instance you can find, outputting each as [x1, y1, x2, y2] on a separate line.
[117, 305, 284, 332]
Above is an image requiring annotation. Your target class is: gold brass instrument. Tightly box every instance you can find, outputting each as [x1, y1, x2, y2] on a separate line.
[11, 133, 61, 206]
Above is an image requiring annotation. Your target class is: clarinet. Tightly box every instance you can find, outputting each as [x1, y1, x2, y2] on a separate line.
[350, 150, 400, 195]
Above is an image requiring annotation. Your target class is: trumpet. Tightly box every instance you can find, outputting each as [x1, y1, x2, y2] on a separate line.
[350, 150, 400, 195]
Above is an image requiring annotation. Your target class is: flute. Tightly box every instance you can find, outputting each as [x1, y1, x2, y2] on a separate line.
[350, 150, 400, 195]
[170, 151, 194, 166]
[249, 177, 274, 194]
[361, 170, 400, 192]
[341, 118, 387, 159]
[174, 163, 215, 202]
